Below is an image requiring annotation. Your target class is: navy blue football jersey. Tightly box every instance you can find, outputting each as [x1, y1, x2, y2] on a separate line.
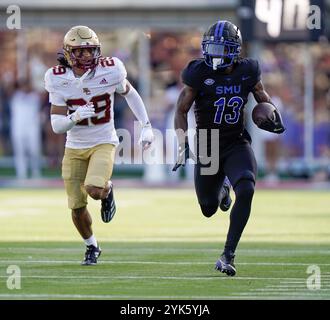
[182, 58, 261, 144]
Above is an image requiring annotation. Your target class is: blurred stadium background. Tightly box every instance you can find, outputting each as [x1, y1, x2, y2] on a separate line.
[0, 0, 329, 185]
[0, 0, 329, 300]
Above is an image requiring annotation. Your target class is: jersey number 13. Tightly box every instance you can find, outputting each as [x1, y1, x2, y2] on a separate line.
[214, 96, 244, 125]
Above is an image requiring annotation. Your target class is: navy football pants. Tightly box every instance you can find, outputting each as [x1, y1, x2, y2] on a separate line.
[194, 139, 257, 254]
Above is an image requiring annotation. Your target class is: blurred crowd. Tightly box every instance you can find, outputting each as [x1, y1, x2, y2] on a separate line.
[259, 42, 330, 181]
[0, 28, 329, 181]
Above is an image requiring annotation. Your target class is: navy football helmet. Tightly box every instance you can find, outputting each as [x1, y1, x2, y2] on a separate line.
[202, 20, 242, 70]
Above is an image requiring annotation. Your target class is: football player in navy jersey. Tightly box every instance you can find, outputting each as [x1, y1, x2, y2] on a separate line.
[173, 20, 285, 276]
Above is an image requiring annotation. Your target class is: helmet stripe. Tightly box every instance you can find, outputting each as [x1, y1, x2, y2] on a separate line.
[218, 21, 226, 39]
[214, 20, 221, 39]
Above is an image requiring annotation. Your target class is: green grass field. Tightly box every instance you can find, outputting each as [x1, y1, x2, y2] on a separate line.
[0, 188, 329, 300]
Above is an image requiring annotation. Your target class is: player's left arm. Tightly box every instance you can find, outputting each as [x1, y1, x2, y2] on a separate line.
[117, 79, 154, 150]
[252, 80, 286, 134]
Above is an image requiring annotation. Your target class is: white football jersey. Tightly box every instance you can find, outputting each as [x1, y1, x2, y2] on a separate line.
[45, 57, 127, 149]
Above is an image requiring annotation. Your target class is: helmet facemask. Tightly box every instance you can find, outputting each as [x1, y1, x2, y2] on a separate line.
[64, 45, 100, 71]
[62, 26, 101, 72]
[201, 21, 242, 70]
[202, 38, 241, 70]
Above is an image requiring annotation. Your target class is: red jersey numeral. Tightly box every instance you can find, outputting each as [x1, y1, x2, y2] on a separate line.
[90, 94, 111, 125]
[66, 94, 111, 126]
[100, 57, 115, 67]
[52, 65, 66, 75]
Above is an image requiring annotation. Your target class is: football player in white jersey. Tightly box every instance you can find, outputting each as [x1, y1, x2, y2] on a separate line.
[45, 26, 154, 265]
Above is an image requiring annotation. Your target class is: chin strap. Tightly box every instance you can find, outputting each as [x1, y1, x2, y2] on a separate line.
[212, 58, 223, 70]
[74, 68, 92, 88]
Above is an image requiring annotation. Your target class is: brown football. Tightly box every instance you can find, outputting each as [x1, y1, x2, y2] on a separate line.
[252, 102, 275, 127]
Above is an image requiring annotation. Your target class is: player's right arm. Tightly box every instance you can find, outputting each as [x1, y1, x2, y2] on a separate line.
[174, 85, 197, 144]
[174, 60, 200, 145]
[50, 103, 96, 134]
[172, 85, 197, 171]
[45, 67, 95, 134]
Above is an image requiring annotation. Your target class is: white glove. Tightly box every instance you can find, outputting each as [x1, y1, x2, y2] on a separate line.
[70, 102, 95, 123]
[139, 122, 154, 150]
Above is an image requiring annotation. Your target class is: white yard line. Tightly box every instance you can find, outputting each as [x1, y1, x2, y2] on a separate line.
[1, 247, 330, 254]
[267, 285, 330, 288]
[251, 288, 330, 292]
[0, 260, 330, 266]
[0, 275, 308, 281]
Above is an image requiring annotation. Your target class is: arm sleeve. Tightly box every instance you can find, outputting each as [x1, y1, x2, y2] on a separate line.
[112, 57, 150, 125]
[51, 114, 75, 134]
[123, 85, 150, 126]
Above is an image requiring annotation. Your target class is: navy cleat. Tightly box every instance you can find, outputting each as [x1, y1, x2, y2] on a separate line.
[101, 181, 116, 223]
[219, 177, 232, 212]
[215, 252, 236, 276]
[81, 245, 102, 266]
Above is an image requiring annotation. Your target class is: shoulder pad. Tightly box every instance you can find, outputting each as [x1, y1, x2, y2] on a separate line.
[241, 58, 261, 88]
[242, 58, 259, 72]
[98, 56, 127, 83]
[181, 59, 204, 89]
[44, 65, 69, 93]
[185, 59, 205, 73]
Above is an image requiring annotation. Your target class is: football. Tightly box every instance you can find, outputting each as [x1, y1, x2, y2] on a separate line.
[252, 102, 275, 127]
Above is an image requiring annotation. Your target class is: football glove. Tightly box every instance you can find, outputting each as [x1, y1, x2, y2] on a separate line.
[139, 122, 154, 150]
[69, 102, 95, 123]
[259, 108, 286, 134]
[172, 141, 196, 171]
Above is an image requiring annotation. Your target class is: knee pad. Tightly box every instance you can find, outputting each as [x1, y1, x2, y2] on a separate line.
[200, 204, 218, 218]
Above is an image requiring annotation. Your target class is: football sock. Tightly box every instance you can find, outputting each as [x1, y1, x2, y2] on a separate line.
[105, 180, 112, 197]
[224, 179, 255, 255]
[84, 235, 98, 248]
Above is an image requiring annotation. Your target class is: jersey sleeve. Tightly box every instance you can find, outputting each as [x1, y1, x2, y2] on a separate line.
[48, 92, 67, 106]
[247, 59, 261, 89]
[181, 61, 201, 90]
[115, 79, 128, 94]
[112, 57, 128, 84]
[44, 68, 54, 93]
[44, 68, 67, 106]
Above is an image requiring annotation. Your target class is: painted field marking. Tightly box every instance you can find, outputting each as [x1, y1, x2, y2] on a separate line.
[0, 259, 329, 266]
